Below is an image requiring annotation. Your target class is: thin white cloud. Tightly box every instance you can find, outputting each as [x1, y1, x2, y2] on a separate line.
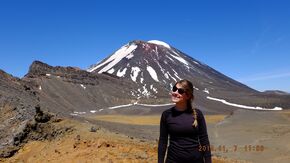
[250, 26, 270, 55]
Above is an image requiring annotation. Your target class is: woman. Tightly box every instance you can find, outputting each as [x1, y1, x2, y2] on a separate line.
[158, 79, 212, 163]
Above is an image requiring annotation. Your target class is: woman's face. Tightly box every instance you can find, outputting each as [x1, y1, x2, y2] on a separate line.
[171, 83, 190, 104]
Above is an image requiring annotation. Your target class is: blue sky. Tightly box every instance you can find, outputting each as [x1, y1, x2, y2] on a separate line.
[0, 0, 289, 92]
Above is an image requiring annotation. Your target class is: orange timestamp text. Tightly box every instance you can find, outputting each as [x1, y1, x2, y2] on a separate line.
[199, 145, 265, 153]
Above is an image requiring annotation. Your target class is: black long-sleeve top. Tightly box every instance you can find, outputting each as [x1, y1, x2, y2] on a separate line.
[158, 107, 212, 163]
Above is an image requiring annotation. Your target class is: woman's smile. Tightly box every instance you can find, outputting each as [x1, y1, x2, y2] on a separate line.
[171, 92, 180, 98]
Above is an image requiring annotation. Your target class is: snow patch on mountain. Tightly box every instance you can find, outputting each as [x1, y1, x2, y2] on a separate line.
[164, 73, 169, 79]
[147, 66, 159, 82]
[156, 61, 165, 73]
[88, 43, 137, 73]
[203, 88, 209, 94]
[73, 111, 86, 115]
[165, 55, 174, 62]
[193, 86, 199, 91]
[108, 68, 115, 74]
[148, 40, 171, 49]
[90, 110, 97, 113]
[207, 96, 283, 111]
[193, 61, 200, 65]
[80, 84, 86, 90]
[117, 68, 127, 77]
[170, 51, 190, 69]
[140, 77, 144, 84]
[150, 84, 158, 93]
[172, 69, 182, 80]
[166, 71, 177, 82]
[130, 67, 141, 82]
[137, 103, 175, 107]
[141, 84, 150, 96]
[126, 53, 134, 59]
[108, 104, 133, 110]
[155, 46, 158, 54]
[106, 103, 174, 110]
[170, 83, 173, 89]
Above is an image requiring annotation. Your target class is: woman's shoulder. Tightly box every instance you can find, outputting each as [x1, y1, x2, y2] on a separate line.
[161, 107, 174, 116]
[162, 107, 174, 113]
[194, 108, 205, 116]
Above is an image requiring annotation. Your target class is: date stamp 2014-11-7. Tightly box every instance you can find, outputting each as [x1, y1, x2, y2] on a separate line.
[199, 145, 265, 153]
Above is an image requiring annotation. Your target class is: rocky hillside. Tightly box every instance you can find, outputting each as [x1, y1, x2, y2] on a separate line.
[0, 70, 70, 158]
[23, 61, 171, 116]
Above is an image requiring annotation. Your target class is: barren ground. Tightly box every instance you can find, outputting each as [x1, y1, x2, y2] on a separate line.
[2, 109, 290, 163]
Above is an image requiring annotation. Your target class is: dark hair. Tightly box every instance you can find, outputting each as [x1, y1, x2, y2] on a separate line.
[174, 79, 198, 127]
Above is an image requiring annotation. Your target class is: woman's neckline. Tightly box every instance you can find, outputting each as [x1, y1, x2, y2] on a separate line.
[173, 106, 187, 112]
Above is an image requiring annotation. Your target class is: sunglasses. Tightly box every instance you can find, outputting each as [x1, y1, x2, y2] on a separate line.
[172, 85, 186, 94]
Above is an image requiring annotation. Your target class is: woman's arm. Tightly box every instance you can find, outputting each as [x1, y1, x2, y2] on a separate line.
[197, 109, 212, 163]
[158, 111, 169, 163]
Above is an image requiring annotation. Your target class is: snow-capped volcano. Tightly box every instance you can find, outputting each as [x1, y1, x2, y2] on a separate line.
[88, 40, 255, 99]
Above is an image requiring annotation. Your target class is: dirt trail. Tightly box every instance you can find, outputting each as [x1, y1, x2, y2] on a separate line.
[208, 109, 290, 163]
